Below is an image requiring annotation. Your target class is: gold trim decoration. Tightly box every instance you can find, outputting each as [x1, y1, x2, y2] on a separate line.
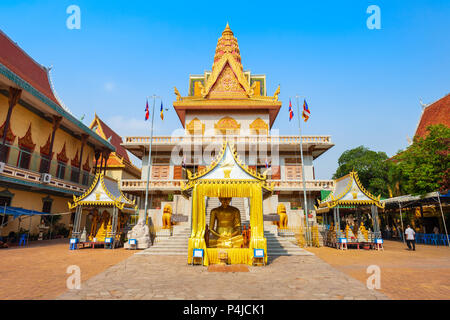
[214, 116, 240, 135]
[249, 118, 269, 135]
[186, 118, 205, 135]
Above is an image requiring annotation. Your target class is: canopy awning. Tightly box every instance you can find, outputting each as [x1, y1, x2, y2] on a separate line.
[381, 191, 450, 209]
[0, 206, 51, 219]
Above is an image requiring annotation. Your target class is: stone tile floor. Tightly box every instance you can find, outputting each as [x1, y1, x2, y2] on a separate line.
[57, 255, 387, 300]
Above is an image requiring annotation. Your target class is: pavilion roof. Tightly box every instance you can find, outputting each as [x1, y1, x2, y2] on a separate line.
[68, 173, 136, 211]
[317, 171, 384, 210]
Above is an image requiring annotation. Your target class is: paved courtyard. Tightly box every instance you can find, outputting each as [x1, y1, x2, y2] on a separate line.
[57, 254, 387, 300]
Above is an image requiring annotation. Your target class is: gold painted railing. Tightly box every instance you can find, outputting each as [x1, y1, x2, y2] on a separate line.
[120, 179, 334, 191]
[123, 135, 333, 145]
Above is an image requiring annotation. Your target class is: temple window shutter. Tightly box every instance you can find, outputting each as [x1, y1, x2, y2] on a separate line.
[285, 165, 302, 180]
[173, 166, 183, 179]
[271, 166, 281, 179]
[151, 165, 169, 180]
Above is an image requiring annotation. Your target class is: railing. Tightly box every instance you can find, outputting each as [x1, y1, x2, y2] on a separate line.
[120, 179, 335, 191]
[0, 143, 95, 190]
[121, 179, 184, 190]
[271, 180, 335, 190]
[123, 135, 333, 145]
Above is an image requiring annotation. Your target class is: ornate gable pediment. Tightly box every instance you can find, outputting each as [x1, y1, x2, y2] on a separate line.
[71, 149, 80, 167]
[186, 118, 205, 135]
[207, 62, 248, 99]
[250, 118, 269, 134]
[202, 54, 252, 98]
[57, 142, 69, 163]
[0, 120, 16, 144]
[214, 116, 240, 135]
[40, 134, 54, 158]
[18, 123, 36, 151]
[83, 154, 91, 172]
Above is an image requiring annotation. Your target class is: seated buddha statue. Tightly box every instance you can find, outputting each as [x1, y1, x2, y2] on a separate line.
[95, 210, 112, 242]
[208, 197, 243, 248]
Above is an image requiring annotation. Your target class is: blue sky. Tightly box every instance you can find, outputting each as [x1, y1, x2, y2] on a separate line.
[1, 0, 449, 179]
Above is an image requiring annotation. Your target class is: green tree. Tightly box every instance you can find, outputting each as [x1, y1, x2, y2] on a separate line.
[332, 146, 391, 198]
[397, 124, 450, 195]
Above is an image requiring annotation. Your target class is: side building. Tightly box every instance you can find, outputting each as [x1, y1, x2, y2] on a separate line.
[121, 25, 334, 231]
[0, 30, 115, 238]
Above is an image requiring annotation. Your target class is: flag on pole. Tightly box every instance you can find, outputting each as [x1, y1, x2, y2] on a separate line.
[302, 99, 310, 122]
[288, 99, 294, 121]
[145, 99, 149, 121]
[160, 101, 164, 120]
[265, 158, 271, 168]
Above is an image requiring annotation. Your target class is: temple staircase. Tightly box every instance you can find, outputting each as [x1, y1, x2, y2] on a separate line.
[264, 225, 313, 256]
[137, 224, 190, 256]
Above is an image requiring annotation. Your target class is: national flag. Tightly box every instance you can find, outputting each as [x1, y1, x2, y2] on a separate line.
[265, 158, 271, 169]
[182, 156, 186, 169]
[302, 99, 310, 122]
[145, 100, 149, 121]
[160, 101, 164, 120]
[288, 99, 294, 121]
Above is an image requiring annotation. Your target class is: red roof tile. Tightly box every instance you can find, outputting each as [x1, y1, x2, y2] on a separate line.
[0, 30, 62, 107]
[95, 116, 130, 162]
[415, 94, 450, 138]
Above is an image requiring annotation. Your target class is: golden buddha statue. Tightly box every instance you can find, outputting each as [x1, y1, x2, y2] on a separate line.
[95, 210, 112, 242]
[88, 209, 99, 241]
[208, 197, 243, 248]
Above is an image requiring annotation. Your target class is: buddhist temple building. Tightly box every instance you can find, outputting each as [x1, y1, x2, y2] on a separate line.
[0, 30, 115, 237]
[121, 24, 335, 234]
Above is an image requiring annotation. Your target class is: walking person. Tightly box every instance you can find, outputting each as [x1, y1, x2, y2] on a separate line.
[405, 225, 416, 251]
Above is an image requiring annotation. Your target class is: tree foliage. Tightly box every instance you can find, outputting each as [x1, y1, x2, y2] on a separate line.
[332, 146, 391, 198]
[396, 124, 450, 195]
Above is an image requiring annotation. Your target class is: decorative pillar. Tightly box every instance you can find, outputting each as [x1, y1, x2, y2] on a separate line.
[1, 87, 21, 162]
[94, 150, 101, 174]
[77, 134, 89, 183]
[42, 115, 62, 173]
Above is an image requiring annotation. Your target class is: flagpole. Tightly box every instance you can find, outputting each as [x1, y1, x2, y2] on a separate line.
[143, 95, 159, 224]
[296, 95, 311, 246]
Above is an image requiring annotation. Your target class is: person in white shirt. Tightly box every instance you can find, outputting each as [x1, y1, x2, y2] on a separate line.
[405, 225, 415, 251]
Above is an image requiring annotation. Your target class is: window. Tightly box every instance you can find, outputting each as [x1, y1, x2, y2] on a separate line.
[81, 171, 90, 186]
[56, 162, 66, 179]
[151, 165, 170, 180]
[70, 167, 80, 183]
[18, 147, 32, 170]
[0, 144, 10, 163]
[39, 155, 51, 173]
[285, 165, 302, 180]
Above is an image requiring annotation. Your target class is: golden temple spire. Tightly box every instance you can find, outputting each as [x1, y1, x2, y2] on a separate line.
[213, 23, 242, 70]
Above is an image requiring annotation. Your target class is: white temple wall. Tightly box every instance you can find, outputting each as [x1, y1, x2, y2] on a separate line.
[185, 112, 270, 135]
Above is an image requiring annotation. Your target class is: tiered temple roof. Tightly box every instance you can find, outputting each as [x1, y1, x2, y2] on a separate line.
[173, 24, 281, 128]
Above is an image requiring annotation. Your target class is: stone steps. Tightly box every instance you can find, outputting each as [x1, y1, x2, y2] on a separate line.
[139, 224, 313, 257]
